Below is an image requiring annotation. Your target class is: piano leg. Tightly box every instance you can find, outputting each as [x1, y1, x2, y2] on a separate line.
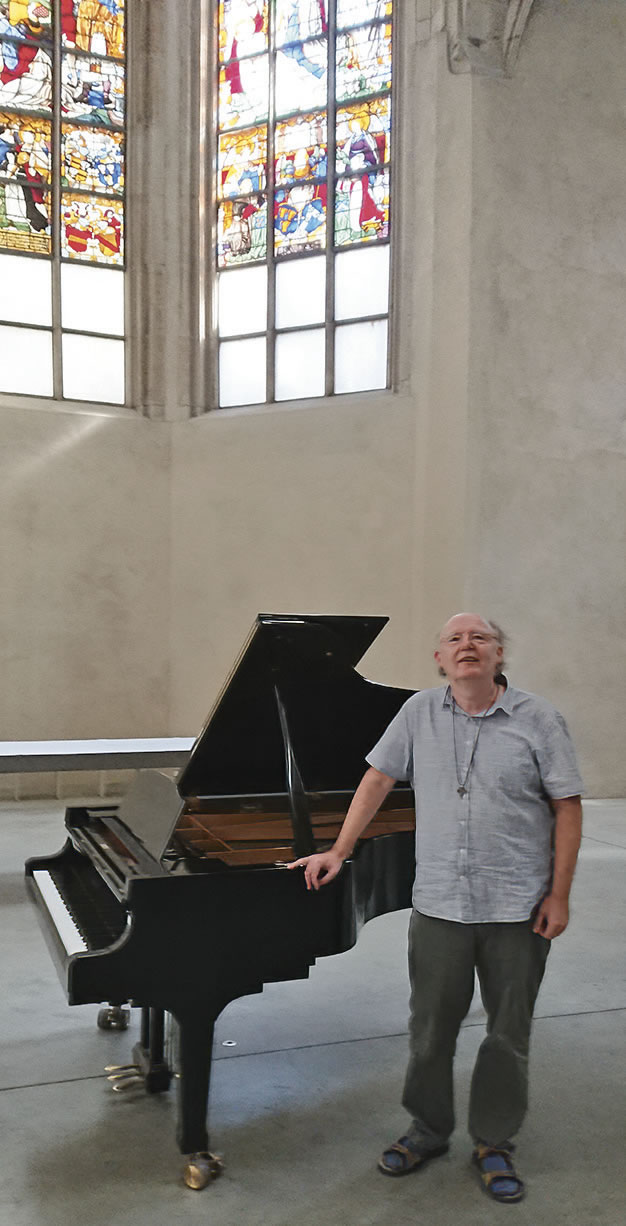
[174, 1005, 224, 1190]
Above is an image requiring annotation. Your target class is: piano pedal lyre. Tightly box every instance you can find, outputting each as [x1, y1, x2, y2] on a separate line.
[97, 1005, 130, 1031]
[183, 1152, 224, 1191]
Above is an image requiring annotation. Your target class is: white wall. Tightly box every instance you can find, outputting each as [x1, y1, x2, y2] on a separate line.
[0, 407, 171, 740]
[465, 0, 626, 793]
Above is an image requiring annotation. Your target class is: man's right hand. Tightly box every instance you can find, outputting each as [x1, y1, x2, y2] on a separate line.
[287, 849, 346, 891]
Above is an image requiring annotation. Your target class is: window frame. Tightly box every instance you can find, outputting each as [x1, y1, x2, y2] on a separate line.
[204, 0, 399, 413]
[0, 0, 129, 413]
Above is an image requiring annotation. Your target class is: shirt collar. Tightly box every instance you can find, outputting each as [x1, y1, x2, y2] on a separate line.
[442, 678, 512, 715]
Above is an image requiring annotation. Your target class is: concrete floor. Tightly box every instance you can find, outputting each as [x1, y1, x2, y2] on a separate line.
[0, 798, 624, 1226]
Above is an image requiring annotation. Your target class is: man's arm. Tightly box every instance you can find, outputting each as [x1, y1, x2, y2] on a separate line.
[533, 795, 583, 939]
[288, 765, 397, 890]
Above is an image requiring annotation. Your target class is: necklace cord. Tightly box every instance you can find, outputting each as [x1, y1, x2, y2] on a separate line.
[452, 689, 499, 796]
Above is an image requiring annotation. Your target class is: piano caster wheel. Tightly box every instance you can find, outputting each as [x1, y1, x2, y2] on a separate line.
[98, 1006, 130, 1031]
[183, 1152, 224, 1190]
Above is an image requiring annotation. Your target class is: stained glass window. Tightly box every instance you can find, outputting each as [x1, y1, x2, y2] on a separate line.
[0, 2, 126, 404]
[215, 0, 393, 407]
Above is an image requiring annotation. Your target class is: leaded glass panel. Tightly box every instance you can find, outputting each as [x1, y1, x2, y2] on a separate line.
[275, 0, 327, 45]
[336, 96, 391, 169]
[61, 191, 123, 262]
[61, 124, 123, 192]
[0, 4, 53, 41]
[335, 166, 389, 244]
[275, 39, 327, 116]
[274, 182, 326, 256]
[0, 39, 52, 112]
[62, 1, 125, 59]
[0, 112, 51, 181]
[336, 0, 392, 27]
[219, 54, 268, 129]
[336, 23, 391, 101]
[0, 0, 126, 403]
[219, 0, 269, 60]
[275, 113, 327, 186]
[218, 193, 267, 266]
[61, 53, 124, 126]
[0, 181, 50, 252]
[219, 127, 267, 197]
[215, 0, 393, 408]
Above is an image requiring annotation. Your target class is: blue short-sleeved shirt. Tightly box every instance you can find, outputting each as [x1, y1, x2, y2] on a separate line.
[366, 682, 583, 923]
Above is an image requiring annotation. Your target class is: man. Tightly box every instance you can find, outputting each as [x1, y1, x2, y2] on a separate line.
[289, 612, 583, 1204]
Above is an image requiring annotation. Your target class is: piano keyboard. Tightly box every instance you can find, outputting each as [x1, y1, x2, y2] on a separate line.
[32, 869, 87, 956]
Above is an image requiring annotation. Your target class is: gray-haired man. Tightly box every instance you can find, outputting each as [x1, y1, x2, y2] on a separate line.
[290, 612, 583, 1203]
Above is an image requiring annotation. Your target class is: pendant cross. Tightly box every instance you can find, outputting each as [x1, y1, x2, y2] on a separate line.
[457, 786, 468, 797]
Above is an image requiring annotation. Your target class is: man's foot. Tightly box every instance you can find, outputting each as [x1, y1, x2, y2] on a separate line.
[378, 1135, 449, 1177]
[472, 1144, 525, 1203]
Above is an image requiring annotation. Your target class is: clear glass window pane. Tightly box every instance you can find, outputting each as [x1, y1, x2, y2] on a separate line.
[62, 334, 125, 403]
[218, 265, 268, 337]
[0, 254, 52, 325]
[219, 337, 266, 407]
[275, 329, 325, 401]
[335, 246, 389, 321]
[0, 325, 53, 395]
[275, 257, 325, 329]
[335, 319, 388, 393]
[61, 264, 124, 335]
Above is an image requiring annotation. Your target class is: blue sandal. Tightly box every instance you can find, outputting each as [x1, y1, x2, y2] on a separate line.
[378, 1136, 449, 1176]
[472, 1144, 525, 1203]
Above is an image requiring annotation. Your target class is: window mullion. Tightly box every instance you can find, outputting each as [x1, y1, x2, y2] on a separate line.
[51, 0, 63, 399]
[266, 7, 277, 404]
[325, 0, 338, 398]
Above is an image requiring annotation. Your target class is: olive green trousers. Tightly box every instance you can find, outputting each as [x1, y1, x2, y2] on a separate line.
[402, 910, 550, 1149]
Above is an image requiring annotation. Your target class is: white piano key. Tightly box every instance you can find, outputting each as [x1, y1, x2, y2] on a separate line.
[32, 870, 87, 956]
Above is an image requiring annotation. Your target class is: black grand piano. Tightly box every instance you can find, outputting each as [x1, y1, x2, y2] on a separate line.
[25, 614, 416, 1189]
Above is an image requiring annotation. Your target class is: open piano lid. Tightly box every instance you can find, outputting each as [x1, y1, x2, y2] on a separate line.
[177, 614, 414, 800]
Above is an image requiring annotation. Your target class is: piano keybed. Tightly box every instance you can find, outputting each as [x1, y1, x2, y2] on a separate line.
[174, 803, 415, 866]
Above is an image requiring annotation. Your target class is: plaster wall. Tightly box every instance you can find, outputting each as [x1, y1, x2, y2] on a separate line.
[466, 0, 626, 794]
[0, 407, 171, 740]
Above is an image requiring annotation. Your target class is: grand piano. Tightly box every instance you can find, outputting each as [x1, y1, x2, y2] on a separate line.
[25, 614, 416, 1189]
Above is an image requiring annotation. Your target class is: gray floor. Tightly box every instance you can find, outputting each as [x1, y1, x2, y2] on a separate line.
[1, 798, 624, 1226]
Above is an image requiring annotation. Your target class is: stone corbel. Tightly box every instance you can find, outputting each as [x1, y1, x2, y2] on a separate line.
[446, 0, 536, 77]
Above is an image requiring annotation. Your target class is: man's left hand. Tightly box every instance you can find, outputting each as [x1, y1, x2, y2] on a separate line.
[533, 893, 569, 940]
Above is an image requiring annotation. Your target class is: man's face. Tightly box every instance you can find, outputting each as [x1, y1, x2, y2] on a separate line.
[434, 614, 503, 685]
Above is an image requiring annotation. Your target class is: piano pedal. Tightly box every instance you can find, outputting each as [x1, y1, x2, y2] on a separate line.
[106, 1064, 143, 1092]
[183, 1152, 224, 1191]
[111, 1077, 144, 1094]
[98, 1005, 130, 1031]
